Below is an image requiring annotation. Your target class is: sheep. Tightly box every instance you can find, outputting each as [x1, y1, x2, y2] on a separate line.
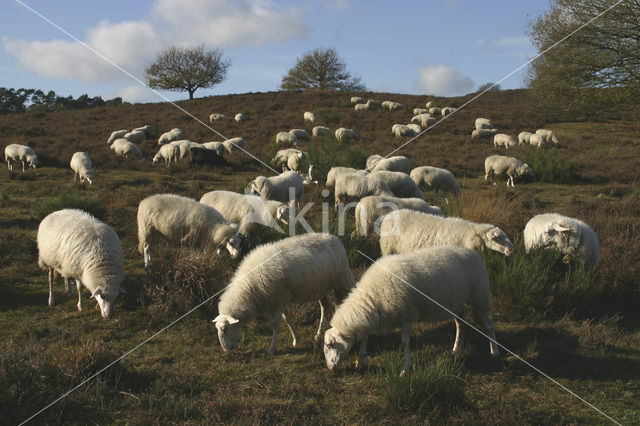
[429, 106, 442, 115]
[303, 111, 316, 122]
[326, 166, 367, 188]
[366, 99, 380, 108]
[411, 113, 437, 128]
[107, 129, 129, 144]
[354, 103, 369, 111]
[391, 124, 417, 138]
[250, 171, 304, 209]
[112, 139, 142, 159]
[70, 152, 94, 184]
[413, 108, 429, 115]
[124, 130, 145, 144]
[202, 141, 226, 157]
[366, 154, 383, 171]
[235, 113, 245, 122]
[370, 156, 411, 174]
[158, 128, 184, 145]
[407, 123, 422, 134]
[475, 118, 494, 130]
[334, 174, 393, 207]
[523, 213, 599, 270]
[536, 128, 559, 145]
[354, 195, 442, 237]
[382, 101, 404, 111]
[471, 128, 497, 139]
[323, 246, 500, 374]
[213, 233, 355, 355]
[209, 113, 226, 122]
[379, 209, 515, 257]
[441, 107, 456, 117]
[222, 137, 246, 154]
[5, 144, 40, 171]
[152, 143, 180, 166]
[133, 124, 152, 134]
[410, 166, 462, 204]
[518, 131, 533, 145]
[528, 133, 547, 148]
[350, 96, 364, 104]
[484, 155, 533, 187]
[272, 148, 308, 172]
[37, 209, 125, 318]
[335, 127, 360, 143]
[200, 190, 291, 235]
[289, 129, 311, 142]
[425, 101, 433, 108]
[369, 171, 424, 199]
[137, 194, 242, 267]
[493, 133, 517, 149]
[312, 126, 331, 137]
[276, 131, 299, 146]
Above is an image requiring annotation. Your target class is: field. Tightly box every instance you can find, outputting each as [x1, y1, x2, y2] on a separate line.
[1, 89, 639, 424]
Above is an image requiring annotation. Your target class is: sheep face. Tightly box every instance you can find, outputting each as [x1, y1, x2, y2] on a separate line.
[213, 314, 242, 351]
[539, 222, 572, 250]
[91, 287, 124, 318]
[483, 228, 515, 256]
[276, 205, 291, 225]
[84, 170, 94, 185]
[218, 234, 243, 258]
[518, 163, 534, 177]
[323, 328, 355, 371]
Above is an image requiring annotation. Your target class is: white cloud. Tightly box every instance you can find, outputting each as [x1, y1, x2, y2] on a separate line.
[111, 85, 163, 103]
[417, 65, 474, 96]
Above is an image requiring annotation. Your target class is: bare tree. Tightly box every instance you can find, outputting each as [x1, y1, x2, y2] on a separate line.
[146, 45, 231, 100]
[281, 48, 365, 91]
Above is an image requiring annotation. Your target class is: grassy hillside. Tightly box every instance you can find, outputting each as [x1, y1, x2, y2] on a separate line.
[1, 89, 639, 424]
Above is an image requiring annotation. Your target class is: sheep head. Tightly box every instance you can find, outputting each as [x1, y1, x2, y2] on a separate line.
[482, 227, 515, 256]
[518, 163, 534, 177]
[213, 314, 242, 351]
[217, 231, 243, 258]
[323, 328, 355, 371]
[540, 221, 572, 250]
[91, 286, 125, 318]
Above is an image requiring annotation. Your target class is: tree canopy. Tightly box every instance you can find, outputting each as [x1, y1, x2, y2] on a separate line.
[281, 48, 365, 91]
[0, 87, 121, 114]
[145, 45, 231, 100]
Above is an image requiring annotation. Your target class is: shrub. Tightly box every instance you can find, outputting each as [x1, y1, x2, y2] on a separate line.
[521, 145, 580, 183]
[306, 134, 368, 183]
[315, 106, 341, 124]
[37, 193, 107, 220]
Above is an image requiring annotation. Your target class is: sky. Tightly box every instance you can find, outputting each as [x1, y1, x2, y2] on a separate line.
[0, 0, 550, 103]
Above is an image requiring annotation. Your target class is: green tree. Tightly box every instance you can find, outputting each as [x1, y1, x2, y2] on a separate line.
[477, 82, 501, 92]
[146, 45, 231, 100]
[281, 47, 365, 91]
[527, 0, 640, 110]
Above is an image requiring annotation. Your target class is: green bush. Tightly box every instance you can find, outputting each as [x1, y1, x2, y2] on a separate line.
[37, 193, 107, 220]
[521, 145, 580, 183]
[306, 134, 368, 183]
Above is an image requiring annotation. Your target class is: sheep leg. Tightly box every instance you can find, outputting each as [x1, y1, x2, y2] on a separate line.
[433, 189, 439, 204]
[313, 298, 329, 346]
[22, 161, 26, 172]
[474, 312, 501, 357]
[356, 337, 368, 370]
[64, 277, 73, 296]
[74, 172, 77, 182]
[453, 317, 463, 353]
[143, 243, 151, 268]
[6, 159, 11, 170]
[76, 279, 83, 311]
[281, 312, 299, 348]
[399, 324, 412, 376]
[267, 311, 283, 355]
[47, 268, 55, 307]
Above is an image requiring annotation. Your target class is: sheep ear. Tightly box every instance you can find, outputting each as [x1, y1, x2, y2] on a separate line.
[227, 317, 240, 324]
[553, 223, 570, 233]
[212, 315, 224, 323]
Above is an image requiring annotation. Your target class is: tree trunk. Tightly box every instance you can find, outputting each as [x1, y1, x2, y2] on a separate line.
[188, 90, 195, 100]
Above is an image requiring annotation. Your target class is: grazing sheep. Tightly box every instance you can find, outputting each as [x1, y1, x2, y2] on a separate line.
[137, 194, 242, 267]
[153, 143, 180, 166]
[235, 113, 245, 122]
[312, 126, 331, 137]
[112, 139, 142, 159]
[425, 101, 433, 108]
[536, 128, 559, 145]
[354, 103, 369, 111]
[276, 131, 299, 146]
[366, 154, 384, 171]
[289, 129, 311, 142]
[272, 148, 308, 172]
[369, 171, 424, 199]
[158, 128, 184, 145]
[411, 113, 437, 128]
[471, 128, 497, 139]
[5, 144, 40, 171]
[326, 166, 366, 188]
[484, 155, 533, 187]
[429, 106, 442, 115]
[410, 166, 461, 203]
[133, 124, 152, 134]
[124, 130, 145, 144]
[354, 195, 442, 237]
[475, 118, 494, 130]
[518, 131, 533, 145]
[392, 124, 417, 138]
[209, 113, 226, 122]
[223, 137, 246, 154]
[370, 156, 411, 174]
[407, 123, 422, 134]
[524, 213, 599, 270]
[366, 99, 380, 108]
[303, 111, 316, 122]
[334, 174, 393, 207]
[335, 128, 360, 143]
[350, 96, 364, 104]
[107, 129, 129, 144]
[528, 133, 547, 148]
[250, 171, 304, 209]
[200, 190, 291, 235]
[37, 209, 125, 318]
[323, 246, 500, 374]
[382, 101, 404, 111]
[379, 209, 515, 257]
[493, 133, 517, 149]
[213, 233, 355, 354]
[202, 141, 226, 157]
[441, 107, 456, 117]
[413, 108, 429, 115]
[70, 152, 94, 184]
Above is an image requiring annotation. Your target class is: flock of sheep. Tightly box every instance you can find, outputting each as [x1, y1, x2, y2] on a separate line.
[8, 94, 601, 374]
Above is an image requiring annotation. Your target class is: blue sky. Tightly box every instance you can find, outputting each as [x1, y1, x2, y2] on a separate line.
[0, 0, 549, 103]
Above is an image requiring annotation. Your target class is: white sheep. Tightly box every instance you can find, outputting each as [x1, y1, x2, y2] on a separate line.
[366, 154, 383, 171]
[475, 118, 494, 130]
[200, 190, 291, 235]
[326, 166, 367, 188]
[213, 233, 355, 354]
[484, 155, 533, 187]
[425, 101, 433, 108]
[111, 138, 142, 159]
[536, 128, 559, 145]
[250, 171, 304, 209]
[524, 213, 599, 270]
[441, 107, 456, 117]
[413, 108, 429, 115]
[429, 106, 442, 115]
[335, 128, 360, 143]
[407, 123, 422, 134]
[369, 170, 424, 199]
[334, 174, 393, 207]
[385, 101, 404, 111]
[133, 124, 152, 134]
[354, 195, 442, 237]
[107, 129, 129, 144]
[411, 113, 437, 128]
[392, 124, 417, 138]
[272, 148, 308, 172]
[410, 166, 462, 203]
[350, 96, 364, 104]
[158, 128, 184, 145]
[370, 156, 411, 174]
[354, 103, 369, 111]
[152, 143, 180, 166]
[223, 137, 246, 154]
[209, 113, 226, 122]
[493, 133, 517, 149]
[235, 113, 245, 122]
[324, 246, 500, 374]
[70, 152, 94, 184]
[379, 209, 515, 256]
[137, 194, 242, 267]
[528, 133, 547, 148]
[289, 129, 311, 141]
[276, 131, 299, 146]
[366, 99, 380, 108]
[303, 111, 316, 122]
[312, 126, 331, 137]
[5, 144, 40, 171]
[37, 209, 125, 318]
[471, 128, 497, 139]
[202, 141, 226, 157]
[518, 131, 533, 145]
[124, 130, 145, 144]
